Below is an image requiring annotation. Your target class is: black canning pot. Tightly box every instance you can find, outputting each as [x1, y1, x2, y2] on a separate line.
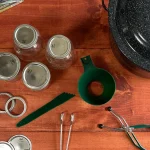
[102, 0, 150, 78]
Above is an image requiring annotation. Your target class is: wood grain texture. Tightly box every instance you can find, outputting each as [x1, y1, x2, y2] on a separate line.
[0, 49, 150, 132]
[1, 132, 150, 150]
[0, 0, 150, 149]
[0, 0, 109, 49]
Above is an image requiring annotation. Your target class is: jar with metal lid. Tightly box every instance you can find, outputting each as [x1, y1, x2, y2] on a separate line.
[0, 52, 21, 81]
[8, 135, 32, 150]
[22, 62, 51, 91]
[46, 35, 74, 69]
[14, 24, 42, 61]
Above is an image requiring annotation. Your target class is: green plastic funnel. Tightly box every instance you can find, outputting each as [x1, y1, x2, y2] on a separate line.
[78, 55, 116, 105]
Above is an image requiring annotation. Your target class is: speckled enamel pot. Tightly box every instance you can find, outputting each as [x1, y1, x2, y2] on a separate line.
[103, 0, 150, 78]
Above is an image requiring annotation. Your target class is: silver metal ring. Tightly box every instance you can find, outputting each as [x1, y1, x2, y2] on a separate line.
[0, 92, 15, 114]
[5, 97, 27, 118]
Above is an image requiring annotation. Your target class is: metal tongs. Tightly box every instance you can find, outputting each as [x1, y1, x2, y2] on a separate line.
[98, 107, 150, 150]
[0, 0, 23, 13]
[60, 113, 75, 150]
[0, 0, 18, 5]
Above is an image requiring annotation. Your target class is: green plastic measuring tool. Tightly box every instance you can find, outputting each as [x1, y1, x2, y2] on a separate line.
[17, 92, 75, 127]
[78, 55, 116, 105]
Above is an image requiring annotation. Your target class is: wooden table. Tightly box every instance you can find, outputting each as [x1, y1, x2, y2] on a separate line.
[0, 0, 150, 149]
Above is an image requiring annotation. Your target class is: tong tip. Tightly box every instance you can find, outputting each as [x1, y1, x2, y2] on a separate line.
[71, 114, 75, 122]
[60, 112, 64, 121]
[106, 106, 112, 111]
[98, 124, 104, 129]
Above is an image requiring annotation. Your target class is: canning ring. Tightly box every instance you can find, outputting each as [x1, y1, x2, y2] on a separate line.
[0, 92, 15, 114]
[5, 97, 27, 118]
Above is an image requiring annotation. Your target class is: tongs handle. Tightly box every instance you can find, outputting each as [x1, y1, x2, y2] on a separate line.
[127, 132, 146, 150]
[105, 107, 146, 150]
[0, 0, 17, 5]
[130, 124, 150, 129]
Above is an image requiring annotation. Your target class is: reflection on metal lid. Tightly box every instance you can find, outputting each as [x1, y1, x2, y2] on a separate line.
[47, 35, 71, 59]
[8, 135, 32, 150]
[14, 24, 38, 49]
[0, 52, 20, 81]
[0, 141, 14, 150]
[22, 62, 51, 90]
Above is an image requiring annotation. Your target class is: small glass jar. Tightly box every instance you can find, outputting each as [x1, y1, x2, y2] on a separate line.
[22, 62, 51, 91]
[46, 35, 74, 69]
[0, 52, 21, 81]
[14, 24, 42, 61]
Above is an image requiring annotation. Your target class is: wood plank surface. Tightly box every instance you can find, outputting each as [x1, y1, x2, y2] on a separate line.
[0, 0, 150, 149]
[0, 0, 109, 49]
[0, 49, 150, 132]
[1, 132, 150, 150]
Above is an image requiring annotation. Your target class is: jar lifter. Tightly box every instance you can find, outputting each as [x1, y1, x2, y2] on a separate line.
[0, 0, 23, 13]
[60, 113, 75, 150]
[98, 107, 150, 150]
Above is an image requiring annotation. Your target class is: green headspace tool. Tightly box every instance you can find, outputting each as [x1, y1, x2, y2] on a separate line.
[78, 55, 116, 105]
[17, 92, 75, 127]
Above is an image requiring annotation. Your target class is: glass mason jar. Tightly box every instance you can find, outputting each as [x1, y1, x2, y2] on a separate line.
[22, 62, 51, 91]
[0, 52, 21, 81]
[14, 24, 42, 61]
[46, 35, 74, 70]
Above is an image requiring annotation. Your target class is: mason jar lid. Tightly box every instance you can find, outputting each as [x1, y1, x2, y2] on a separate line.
[0, 141, 14, 150]
[0, 52, 21, 81]
[8, 135, 32, 150]
[14, 24, 39, 49]
[47, 35, 72, 59]
[22, 62, 51, 91]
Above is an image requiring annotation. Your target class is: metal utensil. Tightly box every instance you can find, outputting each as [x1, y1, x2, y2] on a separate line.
[60, 113, 64, 150]
[98, 107, 146, 150]
[0, 0, 23, 13]
[60, 113, 75, 150]
[0, 0, 18, 5]
[66, 114, 74, 150]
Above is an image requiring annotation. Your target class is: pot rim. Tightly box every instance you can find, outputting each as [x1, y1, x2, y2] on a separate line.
[108, 0, 150, 72]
